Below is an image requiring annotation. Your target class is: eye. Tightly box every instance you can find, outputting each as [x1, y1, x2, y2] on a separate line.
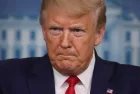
[71, 28, 84, 32]
[49, 26, 63, 31]
[49, 26, 63, 36]
[70, 28, 85, 37]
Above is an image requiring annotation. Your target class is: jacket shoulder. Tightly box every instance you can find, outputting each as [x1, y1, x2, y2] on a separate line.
[116, 63, 140, 76]
[100, 58, 140, 76]
[101, 59, 140, 92]
[99, 57, 140, 80]
[109, 61, 140, 85]
[0, 57, 42, 76]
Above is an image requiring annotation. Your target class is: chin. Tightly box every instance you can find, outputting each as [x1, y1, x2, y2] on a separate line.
[59, 60, 74, 68]
[56, 61, 80, 75]
[59, 68, 78, 75]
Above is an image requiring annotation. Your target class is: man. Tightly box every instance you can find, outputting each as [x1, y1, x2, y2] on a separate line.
[0, 0, 140, 94]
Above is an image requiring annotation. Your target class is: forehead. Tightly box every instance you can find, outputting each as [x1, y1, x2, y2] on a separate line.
[43, 5, 95, 26]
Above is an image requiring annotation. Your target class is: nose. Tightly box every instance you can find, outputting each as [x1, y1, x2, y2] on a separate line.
[60, 30, 71, 48]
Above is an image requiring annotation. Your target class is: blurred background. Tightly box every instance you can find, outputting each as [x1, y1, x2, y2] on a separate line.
[0, 0, 140, 66]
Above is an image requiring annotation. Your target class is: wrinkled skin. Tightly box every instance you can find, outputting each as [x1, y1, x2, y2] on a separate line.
[41, 6, 105, 75]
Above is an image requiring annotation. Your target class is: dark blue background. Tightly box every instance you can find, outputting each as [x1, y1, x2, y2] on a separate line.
[0, 0, 42, 17]
[0, 0, 140, 19]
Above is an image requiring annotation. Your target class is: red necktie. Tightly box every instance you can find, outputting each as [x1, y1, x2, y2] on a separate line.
[65, 76, 80, 94]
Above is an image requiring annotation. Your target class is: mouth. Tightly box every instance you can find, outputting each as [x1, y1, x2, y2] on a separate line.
[57, 54, 75, 59]
[58, 54, 74, 57]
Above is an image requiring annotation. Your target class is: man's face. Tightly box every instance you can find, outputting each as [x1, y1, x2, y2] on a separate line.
[41, 6, 105, 75]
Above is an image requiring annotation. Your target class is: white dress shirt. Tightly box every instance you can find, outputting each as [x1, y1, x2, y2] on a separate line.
[53, 53, 95, 94]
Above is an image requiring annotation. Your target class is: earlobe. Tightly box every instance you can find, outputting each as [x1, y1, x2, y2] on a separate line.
[94, 26, 105, 46]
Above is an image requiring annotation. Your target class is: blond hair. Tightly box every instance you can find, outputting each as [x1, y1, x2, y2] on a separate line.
[40, 0, 106, 28]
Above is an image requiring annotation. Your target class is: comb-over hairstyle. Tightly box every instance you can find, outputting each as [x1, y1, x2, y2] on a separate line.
[40, 0, 106, 28]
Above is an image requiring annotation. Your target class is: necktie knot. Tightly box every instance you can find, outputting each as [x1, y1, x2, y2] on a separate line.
[65, 76, 80, 94]
[66, 76, 80, 87]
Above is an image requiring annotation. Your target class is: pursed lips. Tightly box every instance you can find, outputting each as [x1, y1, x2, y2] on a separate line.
[57, 54, 76, 59]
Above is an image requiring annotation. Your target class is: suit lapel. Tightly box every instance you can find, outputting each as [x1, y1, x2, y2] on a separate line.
[90, 52, 116, 94]
[27, 54, 55, 94]
[26, 52, 116, 94]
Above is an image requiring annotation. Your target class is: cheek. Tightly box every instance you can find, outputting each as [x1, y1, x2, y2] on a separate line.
[45, 33, 60, 55]
[72, 37, 94, 58]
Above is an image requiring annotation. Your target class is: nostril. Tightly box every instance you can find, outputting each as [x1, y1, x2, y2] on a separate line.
[60, 37, 72, 48]
[60, 40, 70, 48]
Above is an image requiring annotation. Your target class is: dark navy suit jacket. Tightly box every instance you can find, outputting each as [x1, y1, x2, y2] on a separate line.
[0, 53, 140, 94]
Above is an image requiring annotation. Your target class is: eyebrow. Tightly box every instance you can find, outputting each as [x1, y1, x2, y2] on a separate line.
[69, 25, 86, 30]
[48, 20, 86, 30]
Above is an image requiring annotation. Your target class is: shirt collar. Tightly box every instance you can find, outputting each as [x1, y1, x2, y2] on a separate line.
[53, 68, 69, 91]
[77, 54, 95, 91]
[53, 52, 95, 91]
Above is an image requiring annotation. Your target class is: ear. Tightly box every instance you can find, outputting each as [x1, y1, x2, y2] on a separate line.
[94, 25, 105, 46]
